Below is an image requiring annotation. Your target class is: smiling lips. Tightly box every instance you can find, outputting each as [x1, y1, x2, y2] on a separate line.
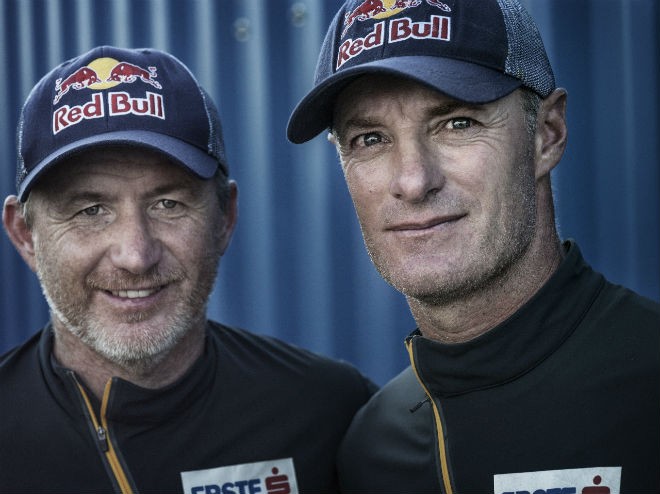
[109, 288, 161, 299]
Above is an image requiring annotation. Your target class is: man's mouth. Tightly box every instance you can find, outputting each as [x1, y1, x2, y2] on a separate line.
[110, 288, 160, 299]
[387, 214, 466, 232]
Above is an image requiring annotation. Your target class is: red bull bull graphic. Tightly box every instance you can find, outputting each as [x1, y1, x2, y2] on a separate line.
[343, 0, 387, 35]
[342, 0, 450, 36]
[53, 67, 101, 104]
[106, 62, 162, 89]
[53, 57, 162, 104]
[51, 57, 165, 135]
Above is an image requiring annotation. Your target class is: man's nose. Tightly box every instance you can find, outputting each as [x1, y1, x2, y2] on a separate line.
[389, 139, 445, 203]
[108, 211, 162, 274]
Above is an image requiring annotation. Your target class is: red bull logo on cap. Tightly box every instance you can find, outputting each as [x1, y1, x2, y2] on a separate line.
[341, 0, 450, 36]
[52, 57, 165, 135]
[106, 62, 162, 89]
[53, 66, 101, 104]
[53, 57, 162, 104]
[337, 0, 451, 70]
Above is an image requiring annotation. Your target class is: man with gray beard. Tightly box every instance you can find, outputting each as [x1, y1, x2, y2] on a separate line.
[0, 46, 374, 494]
[287, 0, 660, 492]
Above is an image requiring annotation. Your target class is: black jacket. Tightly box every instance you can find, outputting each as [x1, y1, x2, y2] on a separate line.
[0, 321, 375, 493]
[338, 241, 660, 493]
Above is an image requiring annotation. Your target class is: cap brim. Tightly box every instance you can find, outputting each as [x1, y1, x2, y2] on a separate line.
[18, 130, 224, 201]
[287, 56, 522, 144]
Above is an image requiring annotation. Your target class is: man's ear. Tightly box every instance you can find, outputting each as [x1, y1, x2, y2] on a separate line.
[3, 195, 38, 272]
[218, 181, 238, 255]
[535, 88, 568, 180]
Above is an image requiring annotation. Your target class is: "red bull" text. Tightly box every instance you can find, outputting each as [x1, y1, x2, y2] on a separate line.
[337, 15, 450, 69]
[53, 91, 164, 134]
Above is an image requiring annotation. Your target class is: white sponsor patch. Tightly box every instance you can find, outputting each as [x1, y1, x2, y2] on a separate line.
[494, 466, 621, 494]
[181, 457, 298, 494]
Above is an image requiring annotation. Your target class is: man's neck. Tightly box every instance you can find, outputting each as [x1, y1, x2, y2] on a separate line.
[51, 323, 206, 400]
[409, 236, 564, 344]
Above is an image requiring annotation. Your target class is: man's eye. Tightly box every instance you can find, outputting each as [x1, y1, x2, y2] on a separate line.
[360, 132, 383, 147]
[158, 199, 179, 209]
[447, 117, 473, 130]
[81, 205, 101, 216]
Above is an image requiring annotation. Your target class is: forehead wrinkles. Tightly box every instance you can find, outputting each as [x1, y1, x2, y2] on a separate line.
[335, 80, 433, 128]
[333, 75, 477, 137]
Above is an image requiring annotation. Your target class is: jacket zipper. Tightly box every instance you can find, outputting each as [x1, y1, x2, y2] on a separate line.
[406, 339, 454, 494]
[74, 378, 136, 494]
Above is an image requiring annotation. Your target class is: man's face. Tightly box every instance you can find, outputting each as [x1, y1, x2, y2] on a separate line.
[26, 148, 233, 366]
[331, 75, 539, 304]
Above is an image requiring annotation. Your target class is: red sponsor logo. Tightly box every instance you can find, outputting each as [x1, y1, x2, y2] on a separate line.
[51, 57, 166, 135]
[52, 93, 104, 134]
[389, 15, 450, 43]
[337, 15, 450, 69]
[53, 59, 162, 104]
[53, 67, 101, 104]
[337, 22, 386, 69]
[343, 0, 388, 35]
[341, 0, 451, 37]
[106, 62, 162, 89]
[53, 92, 164, 134]
[108, 91, 164, 118]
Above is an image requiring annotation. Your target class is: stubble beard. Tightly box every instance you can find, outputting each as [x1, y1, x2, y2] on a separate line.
[362, 148, 538, 307]
[35, 249, 221, 372]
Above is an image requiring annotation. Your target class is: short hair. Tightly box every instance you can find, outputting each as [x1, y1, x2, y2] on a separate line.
[520, 87, 542, 138]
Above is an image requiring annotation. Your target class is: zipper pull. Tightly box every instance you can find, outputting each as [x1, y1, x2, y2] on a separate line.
[97, 426, 109, 452]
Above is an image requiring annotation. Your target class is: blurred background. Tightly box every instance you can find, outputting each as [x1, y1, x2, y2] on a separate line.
[1, 0, 658, 386]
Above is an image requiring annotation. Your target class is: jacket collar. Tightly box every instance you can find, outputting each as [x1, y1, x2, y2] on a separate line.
[40, 323, 217, 424]
[405, 241, 605, 397]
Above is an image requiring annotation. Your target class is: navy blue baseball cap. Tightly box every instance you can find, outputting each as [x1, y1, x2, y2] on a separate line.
[287, 0, 556, 143]
[16, 46, 227, 201]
